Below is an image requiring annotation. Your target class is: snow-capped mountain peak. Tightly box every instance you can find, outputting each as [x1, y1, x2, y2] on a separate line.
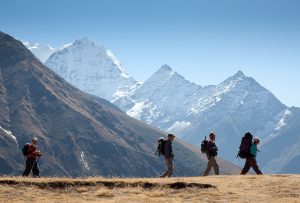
[159, 64, 174, 73]
[73, 36, 94, 46]
[66, 37, 128, 78]
[220, 70, 246, 85]
[45, 37, 137, 101]
[150, 64, 176, 79]
[233, 70, 245, 79]
[144, 64, 193, 88]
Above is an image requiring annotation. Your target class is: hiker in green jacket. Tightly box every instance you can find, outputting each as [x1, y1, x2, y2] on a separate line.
[241, 137, 263, 175]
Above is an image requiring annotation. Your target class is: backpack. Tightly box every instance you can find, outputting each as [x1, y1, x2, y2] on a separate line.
[237, 132, 253, 159]
[156, 137, 166, 156]
[201, 136, 209, 153]
[22, 143, 31, 156]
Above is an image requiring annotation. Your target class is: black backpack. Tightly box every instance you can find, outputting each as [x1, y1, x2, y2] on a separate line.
[22, 143, 30, 156]
[237, 132, 253, 159]
[201, 136, 209, 153]
[156, 137, 166, 156]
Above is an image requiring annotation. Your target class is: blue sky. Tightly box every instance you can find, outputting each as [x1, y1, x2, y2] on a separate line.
[1, 0, 300, 106]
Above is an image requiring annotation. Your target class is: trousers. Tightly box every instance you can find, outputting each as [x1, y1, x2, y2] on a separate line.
[241, 157, 263, 175]
[161, 157, 174, 177]
[204, 155, 219, 176]
[22, 158, 40, 177]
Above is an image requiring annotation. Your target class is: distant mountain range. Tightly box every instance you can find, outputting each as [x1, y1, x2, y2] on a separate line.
[23, 41, 59, 63]
[0, 31, 240, 177]
[23, 37, 300, 174]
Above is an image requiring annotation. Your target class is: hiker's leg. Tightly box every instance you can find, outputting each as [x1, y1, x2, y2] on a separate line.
[240, 158, 251, 175]
[161, 158, 173, 177]
[164, 158, 174, 177]
[212, 157, 219, 175]
[161, 158, 168, 177]
[251, 159, 263, 175]
[203, 157, 213, 176]
[167, 158, 174, 177]
[160, 159, 168, 177]
[22, 159, 34, 177]
[32, 160, 40, 177]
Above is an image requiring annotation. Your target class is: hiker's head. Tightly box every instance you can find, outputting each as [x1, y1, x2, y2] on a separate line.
[32, 137, 38, 145]
[168, 134, 175, 141]
[253, 137, 260, 145]
[209, 132, 216, 141]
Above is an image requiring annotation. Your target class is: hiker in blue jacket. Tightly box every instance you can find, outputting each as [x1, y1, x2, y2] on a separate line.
[241, 137, 263, 175]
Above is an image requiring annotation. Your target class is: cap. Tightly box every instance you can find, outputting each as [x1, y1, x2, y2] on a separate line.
[168, 134, 176, 137]
[32, 137, 38, 142]
[253, 137, 260, 142]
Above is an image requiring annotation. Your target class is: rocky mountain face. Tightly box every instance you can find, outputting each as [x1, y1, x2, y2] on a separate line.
[259, 107, 300, 174]
[0, 31, 240, 177]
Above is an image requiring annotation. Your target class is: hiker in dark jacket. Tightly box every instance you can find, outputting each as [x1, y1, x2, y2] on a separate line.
[203, 132, 219, 176]
[160, 134, 175, 178]
[241, 137, 263, 175]
[22, 137, 42, 177]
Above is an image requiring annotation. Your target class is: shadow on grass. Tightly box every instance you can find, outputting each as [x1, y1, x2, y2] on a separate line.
[0, 179, 216, 190]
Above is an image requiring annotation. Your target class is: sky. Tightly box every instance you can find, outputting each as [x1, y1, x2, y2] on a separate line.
[1, 0, 300, 107]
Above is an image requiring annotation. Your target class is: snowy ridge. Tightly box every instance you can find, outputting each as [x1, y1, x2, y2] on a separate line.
[118, 64, 205, 129]
[115, 66, 288, 166]
[23, 41, 58, 63]
[275, 109, 292, 130]
[0, 125, 18, 147]
[80, 151, 90, 170]
[45, 37, 138, 101]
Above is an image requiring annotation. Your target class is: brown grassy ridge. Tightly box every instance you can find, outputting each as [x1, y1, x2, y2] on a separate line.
[0, 175, 299, 203]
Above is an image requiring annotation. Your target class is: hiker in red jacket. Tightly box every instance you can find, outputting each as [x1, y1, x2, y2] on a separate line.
[22, 137, 42, 177]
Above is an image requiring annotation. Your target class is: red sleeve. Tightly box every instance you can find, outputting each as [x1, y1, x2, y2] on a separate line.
[28, 145, 38, 158]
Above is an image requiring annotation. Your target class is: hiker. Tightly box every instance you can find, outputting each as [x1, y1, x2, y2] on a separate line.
[160, 133, 175, 178]
[203, 132, 219, 176]
[22, 137, 42, 177]
[241, 137, 263, 175]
